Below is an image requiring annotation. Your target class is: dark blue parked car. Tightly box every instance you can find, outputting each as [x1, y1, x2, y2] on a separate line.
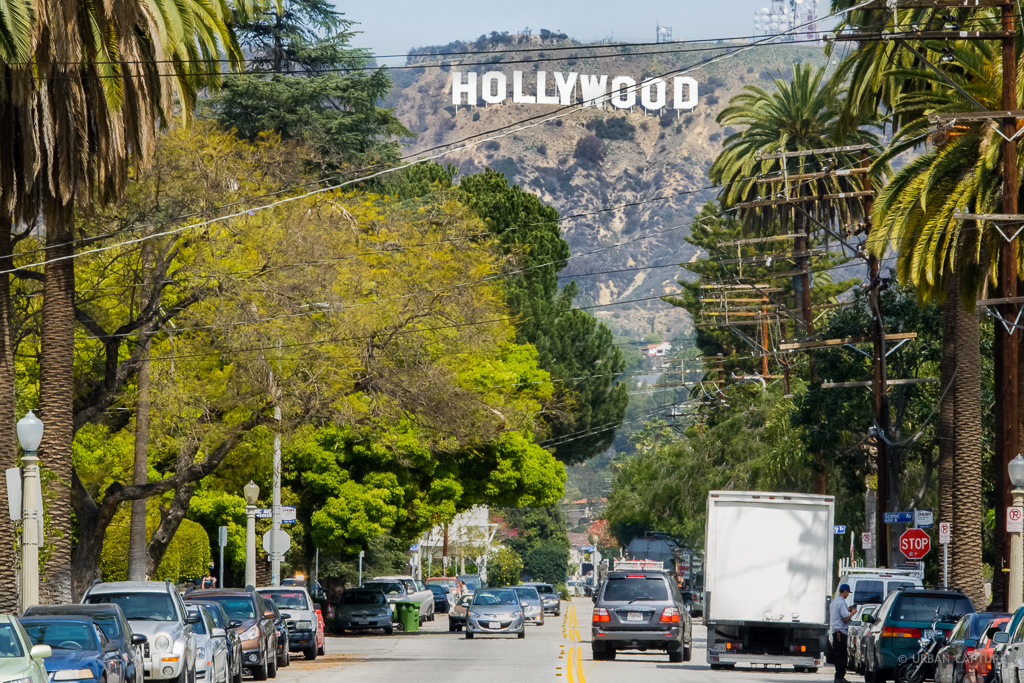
[427, 585, 450, 613]
[19, 617, 127, 683]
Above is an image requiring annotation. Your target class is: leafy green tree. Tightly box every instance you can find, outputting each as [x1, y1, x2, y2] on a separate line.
[459, 170, 628, 464]
[487, 547, 524, 587]
[524, 543, 569, 585]
[101, 508, 212, 583]
[210, 0, 409, 168]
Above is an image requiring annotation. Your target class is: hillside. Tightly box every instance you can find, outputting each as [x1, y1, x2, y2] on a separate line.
[386, 36, 828, 338]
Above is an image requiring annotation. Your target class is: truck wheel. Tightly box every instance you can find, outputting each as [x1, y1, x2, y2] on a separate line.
[669, 648, 684, 663]
[304, 646, 316, 661]
[317, 643, 325, 656]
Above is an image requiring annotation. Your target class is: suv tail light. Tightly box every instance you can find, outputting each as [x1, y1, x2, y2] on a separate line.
[593, 608, 610, 623]
[725, 642, 743, 651]
[660, 607, 680, 623]
[882, 627, 922, 638]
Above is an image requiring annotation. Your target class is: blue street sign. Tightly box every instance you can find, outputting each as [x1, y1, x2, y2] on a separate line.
[883, 512, 913, 524]
[833, 525, 847, 534]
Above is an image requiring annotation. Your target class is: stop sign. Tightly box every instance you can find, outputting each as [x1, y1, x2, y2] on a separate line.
[899, 528, 931, 560]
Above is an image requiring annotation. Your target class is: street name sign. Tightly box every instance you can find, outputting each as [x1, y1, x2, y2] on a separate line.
[884, 512, 913, 524]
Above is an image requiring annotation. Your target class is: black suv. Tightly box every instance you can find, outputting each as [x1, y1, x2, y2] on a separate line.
[591, 570, 693, 662]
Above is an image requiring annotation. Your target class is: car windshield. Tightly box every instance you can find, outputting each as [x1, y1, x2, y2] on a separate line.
[889, 581, 919, 594]
[473, 590, 518, 606]
[534, 585, 555, 595]
[458, 595, 473, 607]
[458, 576, 481, 590]
[25, 610, 121, 641]
[259, 591, 309, 610]
[191, 605, 225, 629]
[86, 593, 177, 622]
[513, 587, 540, 601]
[969, 616, 1007, 640]
[603, 576, 670, 602]
[892, 595, 974, 622]
[199, 596, 257, 621]
[340, 591, 386, 606]
[22, 622, 98, 651]
[0, 624, 24, 658]
[364, 582, 404, 597]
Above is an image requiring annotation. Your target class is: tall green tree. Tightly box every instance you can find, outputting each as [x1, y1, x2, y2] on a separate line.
[0, 0, 242, 602]
[459, 170, 628, 464]
[211, 0, 409, 168]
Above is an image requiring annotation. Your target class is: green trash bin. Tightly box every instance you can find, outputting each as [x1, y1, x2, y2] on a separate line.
[395, 601, 420, 632]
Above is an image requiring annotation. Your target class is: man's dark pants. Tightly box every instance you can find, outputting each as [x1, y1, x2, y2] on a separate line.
[832, 631, 848, 681]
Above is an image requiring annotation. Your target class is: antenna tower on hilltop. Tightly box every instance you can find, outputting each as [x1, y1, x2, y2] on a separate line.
[656, 23, 672, 43]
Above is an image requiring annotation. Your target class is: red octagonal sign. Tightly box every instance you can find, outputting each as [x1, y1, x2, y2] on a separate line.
[899, 528, 931, 560]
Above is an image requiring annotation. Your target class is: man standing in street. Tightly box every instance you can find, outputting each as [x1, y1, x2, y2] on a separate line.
[830, 583, 854, 683]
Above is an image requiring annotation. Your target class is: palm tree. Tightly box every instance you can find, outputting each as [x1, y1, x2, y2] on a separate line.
[708, 63, 881, 494]
[0, 0, 242, 600]
[866, 32, 1007, 609]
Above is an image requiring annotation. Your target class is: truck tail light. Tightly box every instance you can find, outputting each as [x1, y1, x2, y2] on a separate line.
[593, 608, 610, 623]
[660, 607, 680, 623]
[882, 627, 922, 638]
[725, 642, 742, 651]
[791, 645, 808, 653]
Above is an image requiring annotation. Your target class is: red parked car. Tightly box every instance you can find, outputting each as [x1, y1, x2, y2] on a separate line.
[966, 617, 1012, 683]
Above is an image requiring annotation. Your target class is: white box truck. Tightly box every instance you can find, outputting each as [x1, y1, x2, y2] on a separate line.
[704, 491, 835, 671]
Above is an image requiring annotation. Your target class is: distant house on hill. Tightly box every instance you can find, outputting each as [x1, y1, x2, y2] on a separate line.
[645, 342, 672, 357]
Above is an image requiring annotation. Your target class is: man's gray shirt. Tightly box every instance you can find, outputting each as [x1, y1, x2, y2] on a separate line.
[830, 594, 852, 634]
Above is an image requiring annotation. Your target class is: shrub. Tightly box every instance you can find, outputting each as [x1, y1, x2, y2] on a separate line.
[537, 144, 547, 156]
[488, 547, 524, 586]
[574, 136, 605, 165]
[589, 117, 636, 141]
[484, 140, 501, 151]
[101, 507, 212, 583]
[472, 111, 481, 122]
[524, 543, 570, 585]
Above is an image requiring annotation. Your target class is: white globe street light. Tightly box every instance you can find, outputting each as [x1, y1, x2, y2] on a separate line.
[17, 410, 44, 613]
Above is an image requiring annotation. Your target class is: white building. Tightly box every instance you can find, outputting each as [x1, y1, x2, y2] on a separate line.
[417, 506, 498, 580]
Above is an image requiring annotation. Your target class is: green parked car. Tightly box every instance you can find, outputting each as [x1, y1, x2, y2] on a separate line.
[861, 588, 974, 683]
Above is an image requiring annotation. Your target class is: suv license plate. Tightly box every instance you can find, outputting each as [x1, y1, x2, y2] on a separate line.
[627, 613, 644, 622]
[489, 621, 502, 629]
[924, 629, 941, 639]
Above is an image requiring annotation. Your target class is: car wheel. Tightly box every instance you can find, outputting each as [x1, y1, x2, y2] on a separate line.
[252, 663, 268, 682]
[279, 647, 289, 668]
[684, 644, 692, 662]
[555, 609, 561, 617]
[317, 643, 324, 656]
[267, 652, 277, 679]
[232, 665, 242, 683]
[518, 629, 526, 639]
[466, 631, 474, 639]
[449, 622, 457, 632]
[384, 625, 394, 635]
[304, 646, 317, 661]
[669, 646, 684, 664]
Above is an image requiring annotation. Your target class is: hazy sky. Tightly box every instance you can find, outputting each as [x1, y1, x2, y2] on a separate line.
[344, 1, 832, 63]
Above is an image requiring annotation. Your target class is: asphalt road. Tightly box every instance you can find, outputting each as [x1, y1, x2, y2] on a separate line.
[274, 601, 839, 683]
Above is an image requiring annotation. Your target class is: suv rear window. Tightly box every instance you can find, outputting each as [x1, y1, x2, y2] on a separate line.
[364, 582, 404, 596]
[340, 591, 386, 606]
[259, 591, 309, 610]
[534, 585, 555, 595]
[603, 576, 669, 602]
[197, 596, 257, 621]
[855, 580, 884, 605]
[891, 594, 973, 622]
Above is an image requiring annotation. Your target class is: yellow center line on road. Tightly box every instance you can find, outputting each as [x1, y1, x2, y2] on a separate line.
[566, 646, 577, 683]
[576, 646, 586, 683]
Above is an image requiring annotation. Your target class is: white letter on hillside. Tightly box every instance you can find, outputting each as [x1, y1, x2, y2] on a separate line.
[554, 72, 578, 105]
[452, 72, 477, 106]
[579, 74, 608, 107]
[536, 71, 560, 105]
[481, 72, 507, 104]
[641, 78, 666, 110]
[673, 76, 698, 110]
[513, 71, 536, 103]
[611, 76, 636, 109]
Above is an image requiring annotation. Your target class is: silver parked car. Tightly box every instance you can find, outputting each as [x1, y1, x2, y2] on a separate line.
[256, 587, 322, 660]
[511, 586, 544, 625]
[465, 588, 525, 640]
[333, 589, 393, 636]
[83, 581, 197, 683]
[186, 606, 228, 683]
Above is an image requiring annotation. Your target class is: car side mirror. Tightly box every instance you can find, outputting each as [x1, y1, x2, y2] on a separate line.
[187, 612, 202, 625]
[994, 632, 1011, 644]
[862, 614, 875, 623]
[30, 644, 51, 659]
[228, 621, 243, 629]
[130, 634, 148, 646]
[211, 628, 227, 638]
[264, 610, 275, 618]
[280, 613, 292, 620]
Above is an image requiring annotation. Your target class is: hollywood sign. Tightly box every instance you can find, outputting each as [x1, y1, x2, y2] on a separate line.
[451, 71, 699, 111]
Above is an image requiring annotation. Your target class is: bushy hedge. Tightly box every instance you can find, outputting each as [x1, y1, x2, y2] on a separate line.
[101, 507, 212, 582]
[523, 542, 569, 585]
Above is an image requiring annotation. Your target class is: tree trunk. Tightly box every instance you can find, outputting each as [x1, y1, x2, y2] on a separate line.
[39, 202, 76, 603]
[127, 340, 150, 581]
[945, 276, 986, 607]
[0, 225, 19, 613]
[146, 481, 197, 576]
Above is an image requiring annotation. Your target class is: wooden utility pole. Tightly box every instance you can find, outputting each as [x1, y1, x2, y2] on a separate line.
[761, 300, 771, 377]
[995, 2, 1019, 608]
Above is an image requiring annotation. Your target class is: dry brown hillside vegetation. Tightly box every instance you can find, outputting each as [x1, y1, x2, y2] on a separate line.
[385, 34, 827, 338]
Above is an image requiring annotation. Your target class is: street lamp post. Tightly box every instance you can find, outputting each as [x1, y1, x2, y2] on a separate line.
[17, 411, 44, 613]
[244, 481, 259, 588]
[1009, 454, 1024, 611]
